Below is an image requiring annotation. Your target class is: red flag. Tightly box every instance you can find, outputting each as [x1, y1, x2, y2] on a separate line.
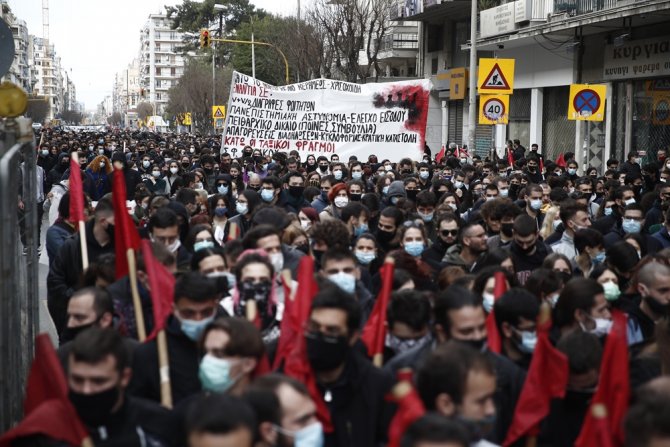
[273, 256, 318, 370]
[539, 157, 545, 174]
[486, 271, 507, 354]
[140, 240, 175, 341]
[283, 256, 333, 432]
[68, 154, 85, 223]
[556, 152, 567, 168]
[575, 311, 629, 447]
[436, 144, 446, 163]
[361, 261, 394, 364]
[387, 369, 426, 447]
[503, 312, 569, 446]
[228, 221, 240, 242]
[507, 147, 515, 167]
[0, 400, 90, 447]
[0, 334, 90, 447]
[113, 167, 141, 279]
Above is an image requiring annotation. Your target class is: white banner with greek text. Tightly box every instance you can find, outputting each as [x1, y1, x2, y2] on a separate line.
[220, 72, 432, 161]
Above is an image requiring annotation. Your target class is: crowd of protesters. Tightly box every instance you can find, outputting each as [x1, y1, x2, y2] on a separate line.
[7, 127, 670, 447]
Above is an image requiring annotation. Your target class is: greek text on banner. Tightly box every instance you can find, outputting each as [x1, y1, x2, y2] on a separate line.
[220, 71, 432, 161]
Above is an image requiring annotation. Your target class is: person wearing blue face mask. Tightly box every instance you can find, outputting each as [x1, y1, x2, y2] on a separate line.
[341, 202, 370, 240]
[228, 189, 262, 239]
[319, 247, 374, 317]
[187, 225, 217, 254]
[399, 222, 428, 260]
[129, 272, 223, 405]
[197, 317, 265, 396]
[604, 203, 662, 255]
[494, 288, 539, 371]
[574, 228, 605, 277]
[253, 374, 326, 447]
[260, 176, 281, 205]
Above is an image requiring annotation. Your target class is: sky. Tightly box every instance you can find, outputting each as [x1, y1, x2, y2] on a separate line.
[7, 0, 306, 111]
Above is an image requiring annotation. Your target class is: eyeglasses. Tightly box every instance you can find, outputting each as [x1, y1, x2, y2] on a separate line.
[441, 229, 459, 237]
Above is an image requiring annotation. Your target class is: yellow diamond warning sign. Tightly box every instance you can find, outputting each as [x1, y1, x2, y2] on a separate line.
[212, 105, 226, 119]
[478, 58, 515, 95]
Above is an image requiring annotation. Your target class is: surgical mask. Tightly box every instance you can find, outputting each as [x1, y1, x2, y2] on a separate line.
[590, 318, 613, 337]
[300, 220, 311, 231]
[179, 314, 215, 341]
[592, 251, 606, 265]
[261, 163, 269, 171]
[198, 354, 239, 393]
[499, 188, 509, 198]
[354, 223, 368, 237]
[622, 218, 641, 234]
[275, 422, 325, 447]
[190, 147, 195, 153]
[194, 182, 203, 189]
[236, 202, 248, 215]
[453, 180, 464, 189]
[391, 196, 400, 205]
[333, 170, 343, 180]
[602, 281, 621, 301]
[334, 196, 349, 208]
[270, 252, 284, 273]
[418, 211, 434, 222]
[98, 149, 105, 155]
[261, 189, 275, 202]
[448, 203, 457, 211]
[351, 171, 362, 180]
[166, 238, 181, 253]
[217, 185, 229, 195]
[529, 199, 542, 210]
[460, 157, 467, 164]
[152, 170, 161, 178]
[99, 162, 106, 168]
[214, 207, 227, 218]
[355, 250, 376, 265]
[142, 160, 151, 169]
[547, 293, 560, 308]
[624, 197, 636, 206]
[517, 330, 537, 354]
[604, 206, 613, 216]
[170, 167, 179, 175]
[194, 240, 215, 252]
[385, 165, 392, 171]
[382, 186, 389, 195]
[568, 168, 577, 175]
[482, 292, 494, 313]
[419, 171, 429, 180]
[328, 272, 356, 294]
[404, 241, 425, 257]
[223, 272, 236, 290]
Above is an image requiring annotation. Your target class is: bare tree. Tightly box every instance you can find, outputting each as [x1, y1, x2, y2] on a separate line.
[25, 96, 50, 124]
[166, 58, 233, 133]
[308, 0, 393, 83]
[137, 102, 153, 121]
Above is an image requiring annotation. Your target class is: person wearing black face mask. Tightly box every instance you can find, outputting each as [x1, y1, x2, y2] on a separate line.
[509, 215, 552, 286]
[48, 197, 116, 339]
[304, 284, 395, 447]
[62, 328, 175, 446]
[278, 171, 310, 214]
[627, 262, 670, 345]
[384, 286, 526, 445]
[540, 331, 602, 447]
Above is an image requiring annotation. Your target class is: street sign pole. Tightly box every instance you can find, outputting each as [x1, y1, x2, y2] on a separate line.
[467, 0, 477, 153]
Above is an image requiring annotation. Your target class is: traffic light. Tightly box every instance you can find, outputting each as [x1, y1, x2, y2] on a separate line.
[200, 29, 210, 48]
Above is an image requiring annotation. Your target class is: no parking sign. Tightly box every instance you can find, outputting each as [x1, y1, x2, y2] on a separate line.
[568, 84, 607, 121]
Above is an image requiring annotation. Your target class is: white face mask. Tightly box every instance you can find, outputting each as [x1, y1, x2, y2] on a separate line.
[482, 292, 495, 313]
[269, 252, 284, 273]
[300, 220, 311, 231]
[170, 167, 179, 175]
[166, 238, 181, 253]
[333, 196, 349, 208]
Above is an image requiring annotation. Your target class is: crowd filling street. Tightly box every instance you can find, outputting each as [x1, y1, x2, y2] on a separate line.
[7, 129, 670, 447]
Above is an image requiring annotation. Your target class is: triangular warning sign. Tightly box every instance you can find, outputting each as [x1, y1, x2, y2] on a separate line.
[214, 108, 224, 117]
[480, 64, 510, 91]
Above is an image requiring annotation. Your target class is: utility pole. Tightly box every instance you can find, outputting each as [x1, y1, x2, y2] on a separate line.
[251, 16, 256, 80]
[467, 0, 478, 152]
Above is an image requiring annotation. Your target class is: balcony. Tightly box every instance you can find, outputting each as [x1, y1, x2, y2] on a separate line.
[376, 33, 420, 60]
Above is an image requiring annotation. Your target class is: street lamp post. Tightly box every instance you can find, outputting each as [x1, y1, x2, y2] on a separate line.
[467, 0, 478, 152]
[213, 4, 226, 110]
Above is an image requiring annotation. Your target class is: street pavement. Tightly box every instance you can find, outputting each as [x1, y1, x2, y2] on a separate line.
[38, 217, 58, 345]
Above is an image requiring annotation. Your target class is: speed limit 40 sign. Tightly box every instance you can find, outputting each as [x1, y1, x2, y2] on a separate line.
[479, 94, 510, 125]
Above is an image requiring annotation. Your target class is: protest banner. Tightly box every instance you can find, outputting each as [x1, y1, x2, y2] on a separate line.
[220, 71, 432, 161]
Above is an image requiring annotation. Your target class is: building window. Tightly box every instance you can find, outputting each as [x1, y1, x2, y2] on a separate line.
[156, 67, 161, 75]
[426, 24, 443, 53]
[431, 58, 438, 75]
[171, 67, 175, 76]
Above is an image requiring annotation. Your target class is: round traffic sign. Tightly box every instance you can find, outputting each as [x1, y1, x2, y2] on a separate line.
[483, 98, 506, 121]
[573, 89, 601, 117]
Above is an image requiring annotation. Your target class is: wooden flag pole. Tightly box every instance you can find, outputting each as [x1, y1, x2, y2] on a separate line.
[71, 153, 89, 269]
[79, 220, 89, 270]
[157, 329, 173, 408]
[246, 299, 258, 323]
[126, 248, 147, 341]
